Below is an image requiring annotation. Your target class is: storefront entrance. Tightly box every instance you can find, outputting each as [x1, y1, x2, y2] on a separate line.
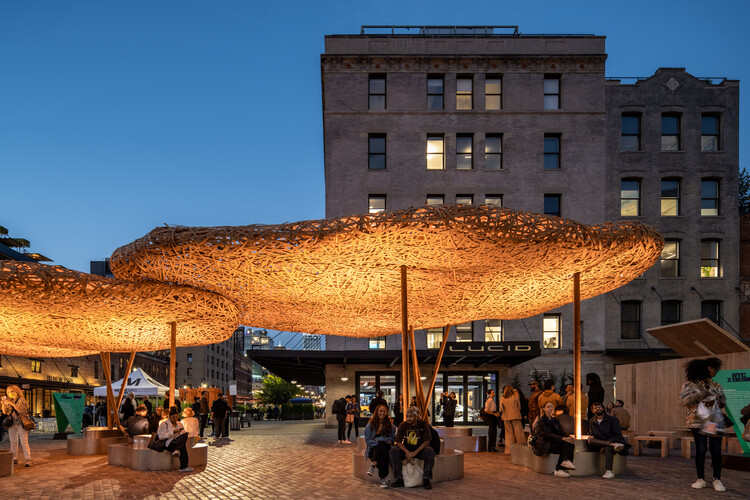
[432, 372, 498, 425]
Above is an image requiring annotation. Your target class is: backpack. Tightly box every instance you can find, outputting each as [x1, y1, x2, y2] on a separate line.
[331, 398, 344, 415]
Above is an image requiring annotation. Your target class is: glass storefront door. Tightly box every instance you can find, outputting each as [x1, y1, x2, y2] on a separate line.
[430, 372, 497, 425]
[355, 372, 400, 417]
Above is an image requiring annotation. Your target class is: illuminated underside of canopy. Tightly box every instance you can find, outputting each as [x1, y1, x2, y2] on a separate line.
[0, 261, 240, 354]
[111, 205, 663, 338]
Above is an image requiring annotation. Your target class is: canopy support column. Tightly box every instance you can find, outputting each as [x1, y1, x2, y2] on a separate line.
[100, 352, 114, 429]
[400, 265, 409, 409]
[170, 321, 177, 409]
[573, 272, 582, 439]
[408, 325, 425, 414]
[424, 324, 451, 421]
[114, 351, 136, 431]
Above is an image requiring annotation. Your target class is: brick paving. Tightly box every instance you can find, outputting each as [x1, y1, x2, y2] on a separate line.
[1, 421, 749, 499]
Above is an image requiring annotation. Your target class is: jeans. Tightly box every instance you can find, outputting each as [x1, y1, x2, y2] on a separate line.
[548, 440, 575, 470]
[347, 418, 359, 439]
[691, 428, 722, 480]
[336, 414, 346, 441]
[486, 415, 499, 450]
[8, 421, 31, 463]
[165, 432, 189, 469]
[368, 441, 392, 479]
[585, 438, 628, 470]
[98, 416, 107, 427]
[389, 446, 435, 480]
[213, 416, 226, 439]
[199, 414, 208, 437]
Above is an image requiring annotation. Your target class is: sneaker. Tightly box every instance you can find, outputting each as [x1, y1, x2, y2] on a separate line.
[612, 443, 625, 452]
[391, 478, 404, 488]
[343, 440, 352, 444]
[379, 479, 389, 488]
[554, 469, 571, 478]
[24, 462, 32, 468]
[602, 470, 615, 479]
[560, 459, 576, 470]
[179, 466, 194, 472]
[423, 479, 432, 489]
[713, 479, 726, 492]
[691, 479, 707, 489]
[367, 465, 375, 477]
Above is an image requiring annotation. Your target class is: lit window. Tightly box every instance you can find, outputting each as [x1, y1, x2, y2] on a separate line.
[661, 179, 680, 216]
[369, 74, 386, 110]
[661, 301, 681, 326]
[456, 77, 473, 110]
[701, 115, 720, 151]
[701, 179, 720, 216]
[485, 76, 501, 110]
[484, 134, 502, 170]
[621, 114, 641, 151]
[620, 179, 640, 217]
[544, 194, 561, 217]
[426, 328, 443, 349]
[544, 135, 560, 170]
[187, 353, 192, 363]
[620, 302, 641, 340]
[456, 195, 473, 205]
[701, 240, 721, 277]
[701, 300, 722, 326]
[368, 195, 386, 213]
[427, 135, 445, 170]
[484, 195, 502, 207]
[661, 240, 680, 277]
[31, 360, 42, 373]
[456, 134, 473, 170]
[427, 76, 444, 110]
[661, 114, 680, 151]
[426, 195, 444, 206]
[543, 314, 560, 348]
[543, 75, 560, 110]
[485, 319, 502, 341]
[369, 134, 386, 170]
[368, 336, 386, 349]
[456, 322, 473, 342]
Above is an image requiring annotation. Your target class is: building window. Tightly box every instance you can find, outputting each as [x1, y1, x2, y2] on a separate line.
[456, 77, 473, 110]
[661, 301, 681, 326]
[485, 319, 502, 341]
[369, 134, 386, 170]
[661, 114, 680, 151]
[484, 134, 502, 170]
[69, 365, 79, 377]
[426, 135, 445, 170]
[31, 360, 42, 373]
[485, 76, 501, 110]
[369, 74, 386, 110]
[543, 314, 560, 348]
[543, 75, 560, 110]
[661, 240, 680, 277]
[620, 301, 641, 340]
[426, 328, 443, 349]
[368, 195, 386, 213]
[701, 300, 722, 326]
[621, 114, 641, 151]
[544, 134, 560, 170]
[187, 353, 192, 363]
[187, 367, 192, 376]
[456, 134, 473, 170]
[701, 114, 720, 151]
[701, 179, 720, 216]
[426, 195, 444, 206]
[661, 179, 680, 216]
[93, 361, 98, 379]
[368, 336, 386, 349]
[620, 179, 640, 217]
[543, 194, 561, 217]
[456, 195, 473, 205]
[484, 195, 502, 207]
[456, 322, 473, 342]
[701, 240, 721, 277]
[427, 76, 444, 110]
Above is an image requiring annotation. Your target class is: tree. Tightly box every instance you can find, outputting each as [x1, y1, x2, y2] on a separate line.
[740, 167, 750, 214]
[254, 375, 302, 405]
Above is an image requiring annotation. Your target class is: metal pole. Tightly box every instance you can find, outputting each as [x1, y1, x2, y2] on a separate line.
[400, 265, 410, 408]
[170, 321, 177, 409]
[573, 272, 582, 439]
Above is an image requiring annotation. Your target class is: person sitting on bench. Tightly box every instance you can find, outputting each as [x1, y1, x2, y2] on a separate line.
[530, 401, 576, 477]
[586, 402, 629, 479]
[388, 406, 435, 489]
[124, 404, 150, 439]
[157, 407, 193, 472]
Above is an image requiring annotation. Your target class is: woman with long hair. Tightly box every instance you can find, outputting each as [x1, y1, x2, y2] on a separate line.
[393, 393, 404, 426]
[679, 357, 727, 492]
[1, 385, 32, 467]
[586, 373, 604, 420]
[531, 401, 576, 477]
[500, 385, 524, 454]
[363, 404, 396, 488]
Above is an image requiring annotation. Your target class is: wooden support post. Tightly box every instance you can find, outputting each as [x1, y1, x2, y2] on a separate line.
[573, 272, 582, 439]
[424, 324, 451, 417]
[100, 352, 114, 429]
[170, 321, 177, 409]
[400, 265, 410, 410]
[408, 326, 425, 413]
[114, 351, 136, 430]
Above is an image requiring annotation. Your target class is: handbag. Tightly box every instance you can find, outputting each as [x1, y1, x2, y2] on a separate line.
[401, 458, 424, 488]
[147, 432, 165, 452]
[696, 401, 711, 420]
[345, 413, 354, 424]
[20, 413, 36, 431]
[700, 404, 726, 436]
[2, 415, 13, 429]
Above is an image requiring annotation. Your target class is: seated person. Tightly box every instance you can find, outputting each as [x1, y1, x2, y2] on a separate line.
[364, 404, 397, 488]
[157, 407, 193, 472]
[124, 404, 150, 438]
[148, 406, 163, 433]
[554, 405, 575, 435]
[181, 407, 201, 444]
[531, 401, 576, 478]
[586, 402, 629, 479]
[609, 400, 631, 430]
[388, 407, 435, 489]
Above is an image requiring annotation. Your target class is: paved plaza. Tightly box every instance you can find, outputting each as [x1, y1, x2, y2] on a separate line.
[1, 421, 749, 499]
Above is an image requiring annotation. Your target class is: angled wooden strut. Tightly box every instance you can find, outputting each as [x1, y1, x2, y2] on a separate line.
[99, 352, 114, 429]
[424, 324, 451, 421]
[114, 351, 137, 432]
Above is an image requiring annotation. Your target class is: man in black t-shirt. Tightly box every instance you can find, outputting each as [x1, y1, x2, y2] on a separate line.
[210, 393, 230, 439]
[388, 407, 436, 489]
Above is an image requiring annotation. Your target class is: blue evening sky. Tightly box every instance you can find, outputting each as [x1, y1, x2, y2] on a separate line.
[1, 1, 746, 344]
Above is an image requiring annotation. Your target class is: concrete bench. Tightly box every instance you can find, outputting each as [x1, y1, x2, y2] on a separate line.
[432, 427, 486, 452]
[510, 442, 627, 476]
[67, 427, 128, 455]
[352, 448, 464, 483]
[108, 437, 207, 471]
[633, 435, 669, 457]
[357, 436, 445, 454]
[0, 451, 13, 477]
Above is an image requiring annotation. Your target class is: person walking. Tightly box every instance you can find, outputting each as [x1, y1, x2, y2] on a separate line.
[1, 385, 32, 467]
[484, 389, 500, 452]
[679, 357, 727, 492]
[442, 392, 457, 427]
[500, 385, 524, 454]
[346, 396, 361, 440]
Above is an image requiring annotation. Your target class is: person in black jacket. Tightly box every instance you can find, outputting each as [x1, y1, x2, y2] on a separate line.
[531, 401, 576, 477]
[586, 373, 605, 421]
[120, 393, 136, 421]
[334, 395, 349, 444]
[124, 404, 151, 438]
[586, 402, 629, 479]
[442, 392, 457, 427]
[369, 391, 388, 416]
[210, 393, 231, 440]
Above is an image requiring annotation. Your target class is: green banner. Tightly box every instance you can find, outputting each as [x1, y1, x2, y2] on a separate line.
[714, 369, 750, 454]
[53, 392, 85, 434]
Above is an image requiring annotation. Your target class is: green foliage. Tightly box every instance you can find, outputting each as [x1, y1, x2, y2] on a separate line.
[740, 167, 750, 214]
[254, 375, 302, 405]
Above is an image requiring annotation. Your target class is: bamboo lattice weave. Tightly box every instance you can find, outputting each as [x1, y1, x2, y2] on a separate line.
[110, 205, 663, 338]
[0, 261, 240, 353]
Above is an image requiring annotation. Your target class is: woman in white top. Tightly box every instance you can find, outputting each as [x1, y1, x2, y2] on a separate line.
[500, 385, 525, 454]
[157, 407, 192, 472]
[181, 407, 201, 444]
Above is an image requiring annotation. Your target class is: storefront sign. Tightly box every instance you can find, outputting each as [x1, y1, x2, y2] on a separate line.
[53, 392, 85, 434]
[47, 375, 73, 384]
[714, 369, 750, 454]
[446, 341, 540, 356]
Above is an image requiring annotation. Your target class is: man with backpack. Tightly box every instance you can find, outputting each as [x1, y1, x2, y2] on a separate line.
[332, 395, 350, 444]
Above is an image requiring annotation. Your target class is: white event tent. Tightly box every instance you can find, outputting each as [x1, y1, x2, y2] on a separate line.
[93, 367, 178, 398]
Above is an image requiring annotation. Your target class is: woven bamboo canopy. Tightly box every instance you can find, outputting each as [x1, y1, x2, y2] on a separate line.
[110, 205, 663, 338]
[0, 261, 240, 354]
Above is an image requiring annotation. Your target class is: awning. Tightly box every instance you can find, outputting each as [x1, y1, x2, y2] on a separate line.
[646, 318, 750, 358]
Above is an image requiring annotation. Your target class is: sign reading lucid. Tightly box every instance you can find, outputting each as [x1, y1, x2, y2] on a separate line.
[446, 341, 541, 356]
